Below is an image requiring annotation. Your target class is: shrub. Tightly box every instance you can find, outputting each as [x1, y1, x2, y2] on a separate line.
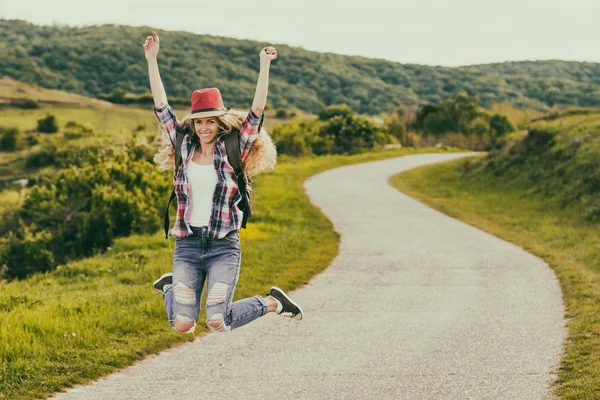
[319, 114, 388, 154]
[0, 229, 56, 280]
[275, 108, 288, 118]
[24, 134, 39, 146]
[2, 156, 170, 280]
[37, 115, 58, 133]
[271, 119, 321, 157]
[26, 140, 59, 168]
[318, 104, 354, 121]
[11, 98, 39, 109]
[489, 114, 516, 138]
[0, 127, 21, 151]
[64, 121, 95, 139]
[385, 116, 406, 143]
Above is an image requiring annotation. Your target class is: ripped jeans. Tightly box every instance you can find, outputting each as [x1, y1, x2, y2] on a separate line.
[163, 226, 267, 333]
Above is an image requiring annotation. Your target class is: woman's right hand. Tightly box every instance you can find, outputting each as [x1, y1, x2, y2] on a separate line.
[143, 31, 160, 61]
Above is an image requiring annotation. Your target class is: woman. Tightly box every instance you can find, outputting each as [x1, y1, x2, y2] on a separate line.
[144, 31, 303, 334]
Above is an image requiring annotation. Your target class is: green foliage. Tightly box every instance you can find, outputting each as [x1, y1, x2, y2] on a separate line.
[63, 121, 94, 139]
[319, 114, 390, 154]
[419, 95, 480, 136]
[275, 108, 288, 118]
[3, 20, 597, 114]
[318, 104, 354, 121]
[273, 107, 395, 156]
[271, 119, 321, 157]
[385, 115, 406, 142]
[0, 154, 170, 279]
[0, 126, 21, 151]
[488, 114, 515, 138]
[36, 114, 58, 133]
[0, 229, 55, 279]
[10, 98, 39, 109]
[0, 133, 170, 280]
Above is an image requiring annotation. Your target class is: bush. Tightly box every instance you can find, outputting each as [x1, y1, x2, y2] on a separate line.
[319, 114, 389, 154]
[0, 228, 56, 279]
[271, 119, 321, 157]
[63, 121, 94, 139]
[37, 115, 58, 133]
[385, 116, 406, 143]
[275, 108, 288, 118]
[2, 155, 170, 280]
[0, 127, 21, 151]
[24, 134, 39, 146]
[489, 114, 516, 138]
[318, 104, 353, 121]
[11, 98, 39, 109]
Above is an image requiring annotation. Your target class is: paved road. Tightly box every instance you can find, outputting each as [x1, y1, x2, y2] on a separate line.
[52, 152, 565, 400]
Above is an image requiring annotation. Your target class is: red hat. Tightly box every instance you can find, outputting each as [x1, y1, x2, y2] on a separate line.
[184, 88, 229, 120]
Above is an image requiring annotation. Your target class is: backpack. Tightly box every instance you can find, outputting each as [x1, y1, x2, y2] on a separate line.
[163, 130, 252, 238]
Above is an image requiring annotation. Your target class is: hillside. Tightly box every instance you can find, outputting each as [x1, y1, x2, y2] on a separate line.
[0, 76, 112, 107]
[1, 20, 599, 114]
[470, 108, 600, 221]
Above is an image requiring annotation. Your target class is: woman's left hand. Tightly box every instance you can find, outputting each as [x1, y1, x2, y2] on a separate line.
[259, 46, 277, 63]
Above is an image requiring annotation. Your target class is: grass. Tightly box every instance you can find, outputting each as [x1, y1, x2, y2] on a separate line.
[0, 146, 459, 400]
[390, 155, 600, 400]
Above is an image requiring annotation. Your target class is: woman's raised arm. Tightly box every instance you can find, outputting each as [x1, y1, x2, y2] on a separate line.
[144, 31, 168, 108]
[251, 46, 277, 115]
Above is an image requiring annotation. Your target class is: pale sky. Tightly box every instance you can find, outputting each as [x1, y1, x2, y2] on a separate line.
[1, 0, 598, 67]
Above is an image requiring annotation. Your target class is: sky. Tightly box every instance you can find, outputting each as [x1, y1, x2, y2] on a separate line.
[1, 0, 599, 67]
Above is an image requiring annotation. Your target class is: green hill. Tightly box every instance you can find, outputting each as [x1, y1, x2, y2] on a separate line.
[1, 19, 599, 114]
[482, 108, 600, 221]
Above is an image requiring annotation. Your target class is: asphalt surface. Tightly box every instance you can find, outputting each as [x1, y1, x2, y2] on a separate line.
[51, 152, 566, 400]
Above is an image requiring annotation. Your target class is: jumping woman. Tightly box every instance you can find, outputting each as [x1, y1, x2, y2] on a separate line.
[143, 31, 303, 334]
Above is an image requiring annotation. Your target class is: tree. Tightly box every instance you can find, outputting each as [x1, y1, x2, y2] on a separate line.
[489, 114, 515, 138]
[417, 95, 481, 136]
[37, 115, 58, 133]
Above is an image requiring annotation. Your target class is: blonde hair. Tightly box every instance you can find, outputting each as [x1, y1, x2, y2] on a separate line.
[154, 109, 277, 177]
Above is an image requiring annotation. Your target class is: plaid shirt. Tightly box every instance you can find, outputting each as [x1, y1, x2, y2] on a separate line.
[154, 103, 264, 239]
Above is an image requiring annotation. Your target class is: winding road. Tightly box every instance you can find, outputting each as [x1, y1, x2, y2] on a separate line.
[51, 152, 565, 400]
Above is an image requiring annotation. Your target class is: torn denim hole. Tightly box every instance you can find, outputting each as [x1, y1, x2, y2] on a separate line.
[174, 282, 196, 305]
[174, 314, 196, 334]
[206, 282, 229, 306]
[207, 313, 230, 332]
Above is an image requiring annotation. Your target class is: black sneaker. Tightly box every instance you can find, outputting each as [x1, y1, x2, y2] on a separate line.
[267, 286, 303, 320]
[153, 272, 173, 293]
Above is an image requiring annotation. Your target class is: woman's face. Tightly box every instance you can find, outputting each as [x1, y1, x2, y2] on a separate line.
[193, 117, 220, 145]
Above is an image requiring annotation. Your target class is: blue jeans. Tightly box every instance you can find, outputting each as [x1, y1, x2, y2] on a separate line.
[163, 226, 267, 333]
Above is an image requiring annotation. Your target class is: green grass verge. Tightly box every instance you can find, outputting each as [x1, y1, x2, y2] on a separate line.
[390, 155, 600, 400]
[0, 147, 458, 400]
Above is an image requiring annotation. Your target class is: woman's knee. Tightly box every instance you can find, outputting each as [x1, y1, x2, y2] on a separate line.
[174, 314, 196, 333]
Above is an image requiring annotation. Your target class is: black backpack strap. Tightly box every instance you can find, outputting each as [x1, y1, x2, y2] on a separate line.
[163, 130, 186, 239]
[224, 130, 250, 228]
[163, 189, 176, 239]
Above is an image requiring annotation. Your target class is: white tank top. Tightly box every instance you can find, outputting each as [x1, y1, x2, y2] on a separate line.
[186, 160, 218, 227]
